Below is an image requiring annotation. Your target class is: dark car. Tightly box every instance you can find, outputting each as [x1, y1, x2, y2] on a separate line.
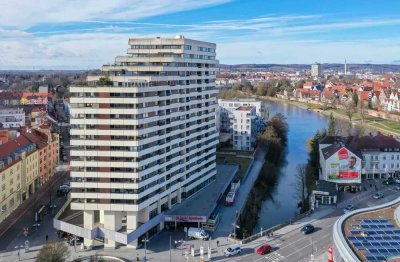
[301, 224, 315, 234]
[383, 179, 394, 185]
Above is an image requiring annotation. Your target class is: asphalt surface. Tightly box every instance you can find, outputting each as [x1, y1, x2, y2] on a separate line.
[231, 184, 400, 262]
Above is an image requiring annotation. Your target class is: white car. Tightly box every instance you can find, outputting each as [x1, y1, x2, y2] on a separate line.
[395, 179, 400, 184]
[224, 244, 241, 257]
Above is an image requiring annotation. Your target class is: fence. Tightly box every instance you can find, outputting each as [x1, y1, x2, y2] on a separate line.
[240, 210, 313, 244]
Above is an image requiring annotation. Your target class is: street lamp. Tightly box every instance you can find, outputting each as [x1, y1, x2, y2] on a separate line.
[142, 238, 149, 262]
[169, 235, 172, 262]
[14, 245, 23, 261]
[310, 237, 314, 262]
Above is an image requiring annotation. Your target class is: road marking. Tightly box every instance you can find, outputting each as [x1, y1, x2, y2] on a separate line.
[264, 252, 284, 261]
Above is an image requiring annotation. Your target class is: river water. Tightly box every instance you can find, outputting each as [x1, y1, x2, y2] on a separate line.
[255, 100, 328, 232]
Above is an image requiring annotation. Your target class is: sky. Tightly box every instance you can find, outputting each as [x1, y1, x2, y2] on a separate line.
[1, 0, 400, 69]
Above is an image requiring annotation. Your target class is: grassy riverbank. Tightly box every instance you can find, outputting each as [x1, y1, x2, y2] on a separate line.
[236, 114, 288, 238]
[260, 95, 400, 136]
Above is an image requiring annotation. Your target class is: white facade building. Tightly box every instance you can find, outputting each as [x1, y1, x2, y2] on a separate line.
[68, 36, 218, 248]
[0, 108, 25, 128]
[218, 99, 266, 151]
[319, 135, 400, 186]
[311, 62, 322, 78]
[232, 106, 257, 151]
[218, 98, 266, 117]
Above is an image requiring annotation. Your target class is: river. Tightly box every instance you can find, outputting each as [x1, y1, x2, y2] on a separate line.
[255, 100, 328, 232]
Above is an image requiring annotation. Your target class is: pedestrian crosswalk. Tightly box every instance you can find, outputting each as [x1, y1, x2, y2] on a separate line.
[264, 252, 284, 261]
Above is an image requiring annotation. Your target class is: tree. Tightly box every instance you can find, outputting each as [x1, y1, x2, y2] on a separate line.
[269, 113, 288, 144]
[32, 82, 40, 92]
[253, 82, 268, 96]
[352, 92, 359, 106]
[344, 101, 356, 123]
[295, 79, 305, 89]
[295, 164, 307, 212]
[327, 113, 336, 136]
[358, 100, 367, 123]
[36, 241, 70, 262]
[97, 76, 113, 86]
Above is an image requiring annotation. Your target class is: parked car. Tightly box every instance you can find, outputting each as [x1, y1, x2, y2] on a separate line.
[224, 244, 241, 257]
[343, 204, 356, 213]
[257, 243, 272, 255]
[382, 180, 394, 185]
[395, 178, 400, 184]
[300, 224, 315, 234]
[373, 192, 384, 199]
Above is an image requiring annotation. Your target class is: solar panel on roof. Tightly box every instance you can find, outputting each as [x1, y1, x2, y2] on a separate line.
[375, 255, 386, 260]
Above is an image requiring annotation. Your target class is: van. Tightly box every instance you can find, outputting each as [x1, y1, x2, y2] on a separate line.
[187, 227, 209, 240]
[224, 243, 241, 257]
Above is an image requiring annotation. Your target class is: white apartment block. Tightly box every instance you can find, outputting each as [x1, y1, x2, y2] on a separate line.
[218, 98, 265, 117]
[311, 63, 321, 78]
[218, 99, 266, 150]
[0, 108, 25, 128]
[232, 106, 257, 151]
[68, 36, 218, 248]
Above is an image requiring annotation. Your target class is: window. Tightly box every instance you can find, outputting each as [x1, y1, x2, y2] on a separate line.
[149, 208, 158, 219]
[383, 156, 386, 160]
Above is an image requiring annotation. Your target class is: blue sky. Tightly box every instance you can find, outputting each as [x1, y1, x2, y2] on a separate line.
[1, 0, 400, 69]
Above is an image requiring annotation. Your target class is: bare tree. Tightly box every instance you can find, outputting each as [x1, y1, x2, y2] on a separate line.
[295, 164, 307, 208]
[358, 100, 367, 123]
[344, 101, 356, 123]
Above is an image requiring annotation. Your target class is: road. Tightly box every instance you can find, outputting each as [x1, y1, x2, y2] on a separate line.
[0, 171, 69, 262]
[228, 184, 400, 262]
[212, 147, 266, 238]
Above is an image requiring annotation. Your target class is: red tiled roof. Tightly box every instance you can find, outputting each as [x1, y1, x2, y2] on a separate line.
[0, 135, 32, 160]
[359, 91, 370, 101]
[22, 129, 49, 149]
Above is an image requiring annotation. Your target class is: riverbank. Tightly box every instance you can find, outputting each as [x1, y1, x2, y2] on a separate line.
[259, 95, 400, 137]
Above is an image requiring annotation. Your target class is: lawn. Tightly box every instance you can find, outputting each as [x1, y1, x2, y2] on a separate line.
[216, 152, 252, 180]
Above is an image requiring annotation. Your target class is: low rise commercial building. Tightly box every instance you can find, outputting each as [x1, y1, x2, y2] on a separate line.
[319, 134, 400, 191]
[0, 108, 25, 128]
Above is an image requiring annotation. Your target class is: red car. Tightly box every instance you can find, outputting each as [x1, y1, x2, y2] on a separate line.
[257, 243, 272, 255]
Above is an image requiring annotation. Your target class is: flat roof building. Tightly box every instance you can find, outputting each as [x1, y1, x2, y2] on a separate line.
[65, 36, 219, 248]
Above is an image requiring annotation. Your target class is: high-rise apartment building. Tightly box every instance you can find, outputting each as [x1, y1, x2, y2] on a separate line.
[311, 62, 322, 77]
[68, 36, 218, 248]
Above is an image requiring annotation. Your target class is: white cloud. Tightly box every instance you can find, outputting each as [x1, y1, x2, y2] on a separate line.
[0, 0, 231, 28]
[218, 38, 400, 64]
[0, 0, 399, 68]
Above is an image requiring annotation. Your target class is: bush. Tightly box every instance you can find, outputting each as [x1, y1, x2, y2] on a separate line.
[36, 241, 69, 262]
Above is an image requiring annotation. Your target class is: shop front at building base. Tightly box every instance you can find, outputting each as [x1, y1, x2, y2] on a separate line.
[311, 180, 338, 210]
